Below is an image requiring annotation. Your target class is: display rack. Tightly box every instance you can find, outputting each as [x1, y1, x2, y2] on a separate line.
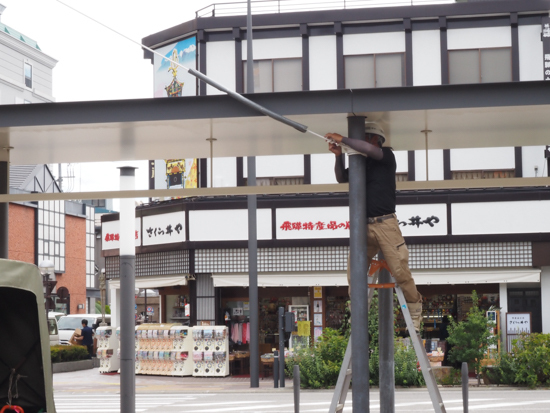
[192, 326, 229, 377]
[96, 326, 119, 373]
[134, 323, 193, 376]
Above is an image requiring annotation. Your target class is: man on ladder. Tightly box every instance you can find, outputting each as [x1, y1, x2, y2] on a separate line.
[326, 123, 423, 332]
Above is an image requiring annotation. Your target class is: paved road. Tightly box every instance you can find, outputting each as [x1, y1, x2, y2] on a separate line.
[52, 369, 550, 412]
[52, 388, 550, 412]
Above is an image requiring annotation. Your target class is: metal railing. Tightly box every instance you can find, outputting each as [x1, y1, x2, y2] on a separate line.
[196, 0, 454, 18]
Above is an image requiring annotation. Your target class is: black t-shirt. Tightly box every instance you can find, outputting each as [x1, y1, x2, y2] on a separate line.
[365, 147, 396, 218]
[341, 147, 396, 218]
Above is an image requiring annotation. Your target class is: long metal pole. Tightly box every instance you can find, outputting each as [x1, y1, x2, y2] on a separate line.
[278, 306, 285, 387]
[348, 115, 369, 413]
[0, 159, 8, 259]
[246, 0, 260, 388]
[378, 250, 395, 413]
[119, 166, 137, 413]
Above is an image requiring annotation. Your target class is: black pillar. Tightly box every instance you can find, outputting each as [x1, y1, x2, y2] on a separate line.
[348, 115, 369, 413]
[0, 161, 8, 259]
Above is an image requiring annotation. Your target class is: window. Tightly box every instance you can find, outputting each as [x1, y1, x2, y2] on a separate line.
[452, 169, 515, 180]
[449, 48, 511, 84]
[344, 53, 405, 89]
[24, 62, 32, 88]
[243, 58, 302, 93]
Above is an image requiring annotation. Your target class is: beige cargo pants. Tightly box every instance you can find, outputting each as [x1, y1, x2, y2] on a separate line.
[347, 214, 422, 304]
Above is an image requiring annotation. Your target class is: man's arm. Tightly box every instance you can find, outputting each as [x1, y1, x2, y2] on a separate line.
[325, 133, 383, 160]
[327, 140, 349, 183]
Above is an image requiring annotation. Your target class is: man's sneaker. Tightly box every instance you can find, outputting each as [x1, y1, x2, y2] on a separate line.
[407, 302, 422, 333]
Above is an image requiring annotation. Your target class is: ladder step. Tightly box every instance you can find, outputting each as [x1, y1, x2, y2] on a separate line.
[336, 403, 344, 412]
[346, 368, 352, 376]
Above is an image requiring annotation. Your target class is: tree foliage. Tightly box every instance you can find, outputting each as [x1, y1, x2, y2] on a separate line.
[446, 290, 497, 385]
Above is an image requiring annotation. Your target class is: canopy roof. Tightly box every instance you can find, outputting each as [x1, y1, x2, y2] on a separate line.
[2, 80, 550, 201]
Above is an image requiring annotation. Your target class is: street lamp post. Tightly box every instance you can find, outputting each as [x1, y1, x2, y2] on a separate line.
[39, 259, 56, 318]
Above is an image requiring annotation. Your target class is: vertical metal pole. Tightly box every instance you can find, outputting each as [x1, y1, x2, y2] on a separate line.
[278, 306, 286, 387]
[0, 159, 8, 259]
[378, 250, 395, 413]
[248, 155, 259, 388]
[144, 288, 148, 322]
[118, 166, 136, 413]
[348, 115, 369, 413]
[293, 365, 300, 413]
[273, 350, 279, 388]
[246, 0, 260, 389]
[462, 362, 469, 413]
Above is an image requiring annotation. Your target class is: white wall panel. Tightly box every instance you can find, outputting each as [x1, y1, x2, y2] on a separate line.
[102, 218, 141, 250]
[276, 207, 349, 239]
[311, 153, 339, 184]
[142, 212, 186, 246]
[447, 27, 511, 50]
[208, 157, 237, 187]
[522, 146, 547, 177]
[310, 36, 337, 90]
[343, 32, 405, 55]
[412, 30, 441, 86]
[452, 200, 550, 235]
[206, 41, 236, 95]
[396, 204, 448, 237]
[244, 155, 304, 178]
[519, 25, 543, 81]
[451, 147, 514, 170]
[242, 38, 302, 60]
[414, 149, 444, 181]
[190, 209, 272, 241]
[394, 150, 408, 173]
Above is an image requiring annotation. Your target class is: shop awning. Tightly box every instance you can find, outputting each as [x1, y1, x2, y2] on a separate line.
[212, 268, 540, 288]
[212, 272, 348, 287]
[108, 275, 187, 290]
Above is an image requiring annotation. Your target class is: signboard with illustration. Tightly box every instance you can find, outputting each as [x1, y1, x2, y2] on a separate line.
[154, 37, 197, 98]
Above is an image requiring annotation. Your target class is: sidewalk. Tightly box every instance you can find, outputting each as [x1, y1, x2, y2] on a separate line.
[53, 368, 295, 394]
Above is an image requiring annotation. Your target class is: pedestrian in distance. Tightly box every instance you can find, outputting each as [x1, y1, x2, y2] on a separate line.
[76, 319, 95, 359]
[325, 122, 423, 332]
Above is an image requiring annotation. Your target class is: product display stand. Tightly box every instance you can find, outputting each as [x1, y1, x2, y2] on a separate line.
[329, 260, 447, 413]
[96, 326, 119, 373]
[192, 326, 229, 377]
[134, 323, 192, 376]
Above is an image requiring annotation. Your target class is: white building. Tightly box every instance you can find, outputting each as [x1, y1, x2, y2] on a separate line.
[0, 4, 56, 104]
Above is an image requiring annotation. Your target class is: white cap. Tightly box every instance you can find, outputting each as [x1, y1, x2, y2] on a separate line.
[365, 122, 386, 144]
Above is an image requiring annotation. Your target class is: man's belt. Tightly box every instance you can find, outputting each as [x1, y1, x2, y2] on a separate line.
[367, 213, 395, 224]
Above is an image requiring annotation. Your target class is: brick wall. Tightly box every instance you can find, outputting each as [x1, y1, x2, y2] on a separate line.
[61, 215, 87, 315]
[8, 203, 34, 263]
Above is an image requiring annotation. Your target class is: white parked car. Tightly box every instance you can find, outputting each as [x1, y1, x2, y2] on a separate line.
[48, 314, 60, 346]
[57, 314, 111, 345]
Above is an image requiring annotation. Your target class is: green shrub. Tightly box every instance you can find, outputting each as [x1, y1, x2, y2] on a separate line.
[394, 341, 425, 387]
[446, 291, 497, 386]
[51, 345, 89, 363]
[286, 291, 423, 389]
[437, 368, 462, 386]
[510, 333, 550, 387]
[285, 328, 348, 389]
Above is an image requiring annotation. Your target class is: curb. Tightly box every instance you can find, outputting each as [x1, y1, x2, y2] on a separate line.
[52, 359, 94, 373]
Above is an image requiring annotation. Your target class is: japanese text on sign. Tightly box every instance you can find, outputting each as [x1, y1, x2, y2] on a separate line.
[104, 231, 139, 242]
[145, 223, 183, 237]
[399, 216, 440, 228]
[280, 221, 349, 231]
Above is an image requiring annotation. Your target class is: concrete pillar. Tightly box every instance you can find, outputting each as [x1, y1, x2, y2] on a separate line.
[118, 167, 137, 413]
[0, 160, 8, 259]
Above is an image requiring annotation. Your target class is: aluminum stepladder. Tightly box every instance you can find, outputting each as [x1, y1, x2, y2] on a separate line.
[329, 260, 447, 413]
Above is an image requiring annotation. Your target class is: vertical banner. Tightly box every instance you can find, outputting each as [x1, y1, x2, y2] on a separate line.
[542, 17, 550, 80]
[154, 37, 197, 97]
